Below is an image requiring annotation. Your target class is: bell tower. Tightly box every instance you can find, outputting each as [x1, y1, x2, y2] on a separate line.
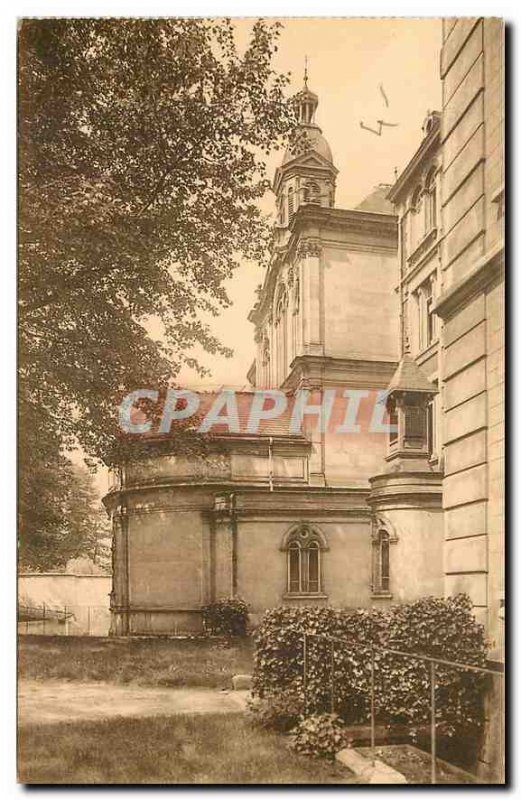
[273, 68, 338, 227]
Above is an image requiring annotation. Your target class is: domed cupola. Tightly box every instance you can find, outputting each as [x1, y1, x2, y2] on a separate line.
[273, 66, 338, 228]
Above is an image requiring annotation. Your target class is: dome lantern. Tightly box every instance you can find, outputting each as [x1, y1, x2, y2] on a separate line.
[273, 61, 338, 227]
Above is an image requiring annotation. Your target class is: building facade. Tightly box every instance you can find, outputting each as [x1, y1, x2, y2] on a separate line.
[104, 20, 504, 711]
[436, 18, 505, 779]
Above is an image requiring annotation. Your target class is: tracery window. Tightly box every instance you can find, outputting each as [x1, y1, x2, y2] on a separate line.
[284, 525, 327, 595]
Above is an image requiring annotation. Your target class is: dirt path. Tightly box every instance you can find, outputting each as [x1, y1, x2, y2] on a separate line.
[18, 680, 250, 726]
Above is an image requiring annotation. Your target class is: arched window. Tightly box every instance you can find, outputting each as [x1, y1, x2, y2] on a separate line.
[424, 167, 437, 231]
[373, 530, 390, 594]
[410, 185, 423, 247]
[275, 286, 288, 384]
[411, 185, 422, 213]
[283, 524, 327, 595]
[291, 275, 300, 361]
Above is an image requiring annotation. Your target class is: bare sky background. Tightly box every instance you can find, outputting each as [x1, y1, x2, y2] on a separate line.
[175, 17, 442, 389]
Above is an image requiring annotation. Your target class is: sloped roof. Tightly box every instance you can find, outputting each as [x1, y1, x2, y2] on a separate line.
[387, 355, 436, 394]
[356, 184, 394, 214]
[126, 390, 307, 440]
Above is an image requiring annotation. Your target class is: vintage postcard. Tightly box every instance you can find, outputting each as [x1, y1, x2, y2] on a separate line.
[17, 16, 505, 785]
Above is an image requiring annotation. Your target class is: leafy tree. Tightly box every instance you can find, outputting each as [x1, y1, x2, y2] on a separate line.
[18, 18, 296, 566]
[19, 398, 111, 570]
[19, 18, 295, 458]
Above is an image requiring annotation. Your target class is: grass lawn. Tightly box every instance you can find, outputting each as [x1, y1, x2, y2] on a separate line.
[18, 635, 254, 688]
[18, 713, 358, 784]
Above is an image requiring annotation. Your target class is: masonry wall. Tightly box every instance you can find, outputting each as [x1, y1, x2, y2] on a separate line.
[235, 516, 372, 626]
[322, 245, 399, 362]
[439, 16, 504, 637]
[439, 17, 504, 781]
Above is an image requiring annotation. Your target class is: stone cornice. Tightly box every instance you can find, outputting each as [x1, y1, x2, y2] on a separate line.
[105, 483, 373, 516]
[435, 240, 504, 320]
[290, 204, 398, 239]
[367, 470, 443, 510]
[282, 354, 398, 392]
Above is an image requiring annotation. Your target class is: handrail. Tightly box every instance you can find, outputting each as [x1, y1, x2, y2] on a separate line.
[301, 630, 503, 675]
[300, 629, 504, 784]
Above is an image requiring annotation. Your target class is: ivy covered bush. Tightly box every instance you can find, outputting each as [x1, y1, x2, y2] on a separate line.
[290, 713, 347, 758]
[202, 597, 249, 637]
[248, 684, 304, 732]
[252, 595, 487, 738]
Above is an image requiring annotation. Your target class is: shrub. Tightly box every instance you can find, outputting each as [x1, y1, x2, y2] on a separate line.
[202, 597, 249, 637]
[253, 595, 487, 737]
[247, 685, 304, 732]
[290, 713, 347, 758]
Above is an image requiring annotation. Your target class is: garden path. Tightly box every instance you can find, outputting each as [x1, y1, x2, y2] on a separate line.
[19, 679, 250, 725]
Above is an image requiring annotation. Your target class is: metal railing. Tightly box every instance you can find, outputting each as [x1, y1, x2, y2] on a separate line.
[18, 603, 111, 636]
[302, 631, 504, 785]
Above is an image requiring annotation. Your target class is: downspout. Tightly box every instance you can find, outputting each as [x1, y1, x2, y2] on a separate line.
[230, 493, 238, 597]
[268, 436, 274, 492]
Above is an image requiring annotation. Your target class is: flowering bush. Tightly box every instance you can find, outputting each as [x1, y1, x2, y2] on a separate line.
[202, 597, 249, 637]
[253, 595, 487, 737]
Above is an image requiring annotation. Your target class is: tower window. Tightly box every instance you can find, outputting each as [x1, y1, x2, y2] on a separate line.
[308, 182, 320, 204]
[373, 530, 391, 594]
[288, 187, 294, 219]
[388, 398, 398, 445]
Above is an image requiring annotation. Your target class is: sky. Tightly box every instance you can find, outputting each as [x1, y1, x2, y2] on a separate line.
[175, 17, 443, 390]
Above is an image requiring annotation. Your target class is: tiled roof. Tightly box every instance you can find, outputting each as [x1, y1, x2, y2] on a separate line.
[126, 390, 307, 440]
[387, 355, 436, 394]
[193, 391, 303, 438]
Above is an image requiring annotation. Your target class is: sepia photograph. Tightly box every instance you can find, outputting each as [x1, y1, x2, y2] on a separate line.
[16, 14, 505, 785]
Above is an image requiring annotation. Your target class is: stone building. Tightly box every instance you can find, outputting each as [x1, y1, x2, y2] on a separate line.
[104, 18, 504, 696]
[436, 17, 505, 778]
[105, 76, 447, 637]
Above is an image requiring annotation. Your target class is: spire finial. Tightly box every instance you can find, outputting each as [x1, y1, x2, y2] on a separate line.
[304, 55, 308, 88]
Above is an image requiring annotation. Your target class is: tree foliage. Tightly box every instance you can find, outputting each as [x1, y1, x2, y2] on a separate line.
[18, 18, 296, 567]
[19, 17, 295, 461]
[19, 396, 110, 570]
